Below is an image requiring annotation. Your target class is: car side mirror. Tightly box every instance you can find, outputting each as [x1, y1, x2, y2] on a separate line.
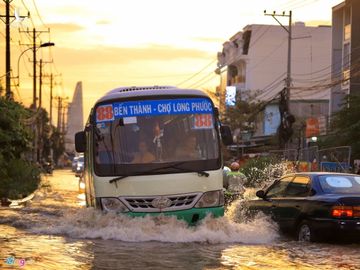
[220, 125, 233, 145]
[256, 190, 266, 199]
[75, 131, 86, 153]
[309, 189, 317, 196]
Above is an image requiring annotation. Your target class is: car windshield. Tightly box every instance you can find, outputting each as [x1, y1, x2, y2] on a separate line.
[93, 97, 220, 176]
[318, 175, 360, 194]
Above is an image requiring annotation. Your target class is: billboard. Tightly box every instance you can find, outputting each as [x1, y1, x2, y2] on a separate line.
[264, 104, 281, 136]
[225, 86, 236, 106]
[306, 117, 320, 138]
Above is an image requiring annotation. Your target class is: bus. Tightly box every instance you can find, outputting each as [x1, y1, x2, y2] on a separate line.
[75, 86, 232, 225]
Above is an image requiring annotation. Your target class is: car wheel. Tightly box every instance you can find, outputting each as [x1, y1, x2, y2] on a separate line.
[298, 221, 317, 242]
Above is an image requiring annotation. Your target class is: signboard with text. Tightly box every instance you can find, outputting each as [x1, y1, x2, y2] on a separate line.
[96, 98, 214, 123]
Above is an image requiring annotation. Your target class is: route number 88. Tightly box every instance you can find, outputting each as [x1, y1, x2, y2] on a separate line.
[96, 105, 114, 122]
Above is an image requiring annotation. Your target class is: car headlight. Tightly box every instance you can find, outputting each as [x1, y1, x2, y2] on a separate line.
[79, 181, 86, 190]
[195, 190, 224, 208]
[100, 198, 129, 213]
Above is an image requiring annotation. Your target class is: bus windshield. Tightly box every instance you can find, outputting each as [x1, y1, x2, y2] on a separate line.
[93, 98, 220, 176]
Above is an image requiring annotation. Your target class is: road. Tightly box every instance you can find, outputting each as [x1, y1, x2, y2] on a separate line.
[1, 170, 360, 269]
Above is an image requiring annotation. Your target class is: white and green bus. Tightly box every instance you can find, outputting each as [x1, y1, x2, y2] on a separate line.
[75, 86, 232, 224]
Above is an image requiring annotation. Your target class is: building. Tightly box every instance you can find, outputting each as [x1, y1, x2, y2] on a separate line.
[331, 0, 360, 115]
[217, 23, 332, 139]
[65, 81, 84, 153]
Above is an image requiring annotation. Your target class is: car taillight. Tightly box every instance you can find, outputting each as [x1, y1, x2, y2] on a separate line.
[354, 206, 360, 218]
[331, 206, 359, 218]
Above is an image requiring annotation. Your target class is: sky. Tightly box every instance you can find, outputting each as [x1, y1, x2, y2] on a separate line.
[0, 0, 343, 124]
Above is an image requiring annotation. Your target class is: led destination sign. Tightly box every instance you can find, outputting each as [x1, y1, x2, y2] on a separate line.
[96, 98, 213, 123]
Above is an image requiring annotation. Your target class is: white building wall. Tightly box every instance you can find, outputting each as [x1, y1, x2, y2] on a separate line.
[219, 23, 332, 102]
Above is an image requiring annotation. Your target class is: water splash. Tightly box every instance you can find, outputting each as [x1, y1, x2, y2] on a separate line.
[1, 186, 279, 244]
[29, 207, 278, 244]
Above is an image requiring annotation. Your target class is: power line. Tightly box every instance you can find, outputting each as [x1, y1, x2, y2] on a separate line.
[20, 0, 35, 27]
[176, 59, 216, 86]
[189, 73, 218, 89]
[286, 0, 321, 10]
[31, 0, 46, 27]
[248, 38, 287, 71]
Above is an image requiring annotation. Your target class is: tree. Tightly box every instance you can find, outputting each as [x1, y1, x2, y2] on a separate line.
[222, 91, 262, 133]
[0, 98, 33, 160]
[319, 95, 360, 159]
[0, 98, 40, 200]
[50, 126, 65, 165]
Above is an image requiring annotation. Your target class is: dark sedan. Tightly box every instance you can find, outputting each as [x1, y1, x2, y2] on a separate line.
[247, 172, 360, 242]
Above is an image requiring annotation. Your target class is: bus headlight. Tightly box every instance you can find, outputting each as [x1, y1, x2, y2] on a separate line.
[101, 198, 129, 213]
[195, 190, 224, 208]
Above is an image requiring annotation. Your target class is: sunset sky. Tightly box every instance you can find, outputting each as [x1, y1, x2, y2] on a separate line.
[0, 0, 343, 123]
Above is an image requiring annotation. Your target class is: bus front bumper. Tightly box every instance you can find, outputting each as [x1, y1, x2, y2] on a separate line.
[125, 207, 224, 225]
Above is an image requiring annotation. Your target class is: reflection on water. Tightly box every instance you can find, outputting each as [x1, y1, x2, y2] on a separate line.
[1, 223, 360, 270]
[1, 177, 360, 269]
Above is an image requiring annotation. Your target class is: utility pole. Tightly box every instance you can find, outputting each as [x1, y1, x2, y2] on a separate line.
[39, 59, 43, 108]
[50, 73, 53, 125]
[57, 96, 62, 131]
[32, 29, 36, 107]
[19, 28, 50, 162]
[264, 10, 294, 148]
[37, 59, 53, 109]
[0, 0, 28, 99]
[4, 0, 11, 99]
[43, 73, 61, 126]
[61, 104, 66, 134]
[264, 10, 292, 110]
[19, 28, 50, 109]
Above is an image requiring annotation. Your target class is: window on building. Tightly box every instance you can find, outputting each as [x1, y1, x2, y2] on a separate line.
[242, 31, 251, 55]
[343, 43, 351, 83]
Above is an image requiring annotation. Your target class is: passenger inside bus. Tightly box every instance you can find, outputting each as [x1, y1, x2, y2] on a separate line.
[131, 140, 155, 163]
[175, 134, 200, 160]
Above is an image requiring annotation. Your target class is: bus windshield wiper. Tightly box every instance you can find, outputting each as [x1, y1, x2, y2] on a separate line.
[109, 175, 128, 187]
[109, 162, 209, 187]
[143, 162, 209, 177]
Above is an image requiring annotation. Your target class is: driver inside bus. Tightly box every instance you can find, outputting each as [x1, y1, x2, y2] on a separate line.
[132, 140, 156, 163]
[175, 134, 200, 160]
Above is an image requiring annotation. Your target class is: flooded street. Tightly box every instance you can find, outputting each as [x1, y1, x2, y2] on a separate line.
[1, 170, 359, 269]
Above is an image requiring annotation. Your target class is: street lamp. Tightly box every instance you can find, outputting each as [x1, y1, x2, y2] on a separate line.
[14, 42, 55, 86]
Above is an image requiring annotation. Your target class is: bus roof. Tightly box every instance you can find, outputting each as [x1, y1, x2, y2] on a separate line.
[96, 86, 209, 104]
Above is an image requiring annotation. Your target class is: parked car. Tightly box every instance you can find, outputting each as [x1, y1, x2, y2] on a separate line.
[72, 156, 79, 172]
[247, 172, 360, 242]
[75, 156, 85, 177]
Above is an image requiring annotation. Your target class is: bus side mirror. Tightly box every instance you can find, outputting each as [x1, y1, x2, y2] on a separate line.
[75, 131, 86, 153]
[220, 125, 233, 145]
[256, 190, 265, 199]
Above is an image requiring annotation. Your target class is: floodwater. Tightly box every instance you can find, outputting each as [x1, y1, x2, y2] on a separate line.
[1, 170, 359, 270]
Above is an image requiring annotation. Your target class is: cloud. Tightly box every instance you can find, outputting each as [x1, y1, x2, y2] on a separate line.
[192, 37, 224, 43]
[96, 20, 111, 25]
[46, 23, 85, 32]
[305, 20, 331, 27]
[52, 44, 211, 66]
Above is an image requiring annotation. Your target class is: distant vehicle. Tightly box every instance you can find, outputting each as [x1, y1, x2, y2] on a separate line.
[72, 156, 79, 172]
[75, 156, 85, 177]
[41, 160, 54, 174]
[247, 172, 360, 242]
[74, 86, 233, 225]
